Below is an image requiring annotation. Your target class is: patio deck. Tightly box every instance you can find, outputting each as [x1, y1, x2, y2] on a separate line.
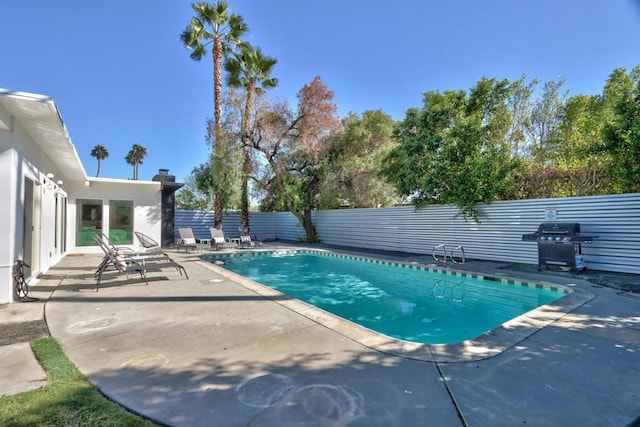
[1, 243, 639, 426]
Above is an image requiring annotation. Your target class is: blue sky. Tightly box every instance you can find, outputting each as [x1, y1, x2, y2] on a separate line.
[1, 0, 638, 182]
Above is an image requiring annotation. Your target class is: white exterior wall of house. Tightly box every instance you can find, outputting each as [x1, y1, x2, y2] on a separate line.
[66, 179, 162, 254]
[0, 89, 167, 303]
[0, 126, 18, 303]
[0, 102, 70, 302]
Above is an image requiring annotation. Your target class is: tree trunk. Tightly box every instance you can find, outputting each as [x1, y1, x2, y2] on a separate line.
[239, 172, 249, 233]
[240, 80, 255, 233]
[214, 198, 223, 229]
[212, 35, 224, 229]
[213, 36, 223, 144]
[299, 209, 318, 242]
[266, 158, 319, 242]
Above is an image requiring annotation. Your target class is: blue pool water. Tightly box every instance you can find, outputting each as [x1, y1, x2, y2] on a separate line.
[204, 251, 566, 344]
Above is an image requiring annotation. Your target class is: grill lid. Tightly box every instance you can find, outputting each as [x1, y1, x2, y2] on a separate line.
[537, 222, 580, 235]
[521, 222, 597, 243]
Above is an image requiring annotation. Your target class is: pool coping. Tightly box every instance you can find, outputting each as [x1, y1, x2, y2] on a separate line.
[197, 247, 595, 363]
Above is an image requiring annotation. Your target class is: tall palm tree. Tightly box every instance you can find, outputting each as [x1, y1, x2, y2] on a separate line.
[125, 144, 147, 180]
[181, 1, 248, 228]
[90, 145, 109, 177]
[225, 44, 278, 232]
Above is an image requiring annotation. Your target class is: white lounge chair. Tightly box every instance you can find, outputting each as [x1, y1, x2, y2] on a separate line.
[93, 234, 188, 291]
[210, 227, 237, 250]
[239, 234, 262, 249]
[177, 228, 199, 252]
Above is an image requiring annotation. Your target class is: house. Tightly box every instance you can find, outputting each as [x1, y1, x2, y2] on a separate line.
[0, 89, 182, 303]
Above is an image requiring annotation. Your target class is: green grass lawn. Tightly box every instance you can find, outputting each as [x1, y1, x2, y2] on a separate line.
[0, 337, 159, 426]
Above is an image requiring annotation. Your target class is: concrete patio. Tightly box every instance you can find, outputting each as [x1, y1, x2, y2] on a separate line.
[1, 244, 639, 426]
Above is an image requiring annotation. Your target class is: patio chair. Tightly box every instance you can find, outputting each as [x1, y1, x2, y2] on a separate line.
[99, 233, 156, 256]
[93, 235, 188, 291]
[94, 233, 170, 277]
[134, 231, 162, 253]
[95, 233, 178, 269]
[239, 234, 263, 249]
[176, 228, 199, 253]
[210, 227, 238, 250]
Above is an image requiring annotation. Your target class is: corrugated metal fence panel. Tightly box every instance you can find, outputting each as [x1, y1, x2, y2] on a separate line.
[312, 193, 640, 274]
[177, 193, 640, 274]
[174, 210, 215, 241]
[220, 212, 278, 240]
[220, 213, 240, 238]
[275, 212, 306, 241]
[175, 210, 279, 242]
[245, 212, 278, 240]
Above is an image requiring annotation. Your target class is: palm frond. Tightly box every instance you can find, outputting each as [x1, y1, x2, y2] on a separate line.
[190, 44, 207, 61]
[228, 14, 249, 37]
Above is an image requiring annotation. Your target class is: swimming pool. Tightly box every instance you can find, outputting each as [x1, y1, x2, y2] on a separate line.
[202, 250, 569, 345]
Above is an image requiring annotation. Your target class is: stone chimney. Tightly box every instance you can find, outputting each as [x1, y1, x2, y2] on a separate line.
[152, 169, 184, 247]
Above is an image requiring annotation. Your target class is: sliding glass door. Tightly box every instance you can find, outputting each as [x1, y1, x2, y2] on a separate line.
[108, 200, 133, 245]
[76, 199, 102, 246]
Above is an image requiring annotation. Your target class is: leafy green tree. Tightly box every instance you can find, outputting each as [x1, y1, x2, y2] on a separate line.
[181, 1, 248, 228]
[384, 64, 638, 204]
[125, 144, 147, 180]
[252, 76, 342, 241]
[205, 116, 243, 212]
[176, 162, 216, 210]
[225, 44, 278, 233]
[505, 75, 537, 159]
[383, 78, 517, 221]
[507, 78, 573, 199]
[178, 91, 243, 212]
[602, 65, 640, 192]
[175, 187, 208, 211]
[554, 93, 614, 196]
[325, 110, 398, 208]
[526, 78, 568, 164]
[90, 145, 109, 177]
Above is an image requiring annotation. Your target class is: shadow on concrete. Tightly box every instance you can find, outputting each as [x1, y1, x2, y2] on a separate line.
[87, 349, 459, 427]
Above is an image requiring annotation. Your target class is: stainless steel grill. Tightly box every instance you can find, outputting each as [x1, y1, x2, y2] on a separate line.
[521, 222, 597, 271]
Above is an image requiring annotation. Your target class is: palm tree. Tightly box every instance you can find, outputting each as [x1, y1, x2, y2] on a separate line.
[225, 44, 278, 232]
[90, 145, 109, 177]
[181, 1, 248, 228]
[125, 144, 147, 180]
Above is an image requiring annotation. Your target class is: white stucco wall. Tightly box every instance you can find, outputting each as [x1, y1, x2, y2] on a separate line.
[0, 114, 69, 303]
[66, 179, 162, 254]
[0, 91, 167, 304]
[0, 127, 17, 303]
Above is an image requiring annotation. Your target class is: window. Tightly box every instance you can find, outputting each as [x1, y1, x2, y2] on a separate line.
[109, 200, 133, 245]
[76, 199, 102, 246]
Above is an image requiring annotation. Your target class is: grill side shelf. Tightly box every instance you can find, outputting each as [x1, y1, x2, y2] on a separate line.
[521, 233, 540, 241]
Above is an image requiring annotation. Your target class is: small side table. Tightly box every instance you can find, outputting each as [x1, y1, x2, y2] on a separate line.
[197, 239, 212, 251]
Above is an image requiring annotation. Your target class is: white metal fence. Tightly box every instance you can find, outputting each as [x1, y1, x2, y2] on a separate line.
[176, 192, 640, 274]
[175, 210, 278, 241]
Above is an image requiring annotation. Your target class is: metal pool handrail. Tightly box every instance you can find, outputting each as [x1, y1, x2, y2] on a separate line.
[433, 244, 465, 265]
[433, 244, 447, 263]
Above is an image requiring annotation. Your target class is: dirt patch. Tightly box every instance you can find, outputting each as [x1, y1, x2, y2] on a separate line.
[0, 320, 49, 346]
